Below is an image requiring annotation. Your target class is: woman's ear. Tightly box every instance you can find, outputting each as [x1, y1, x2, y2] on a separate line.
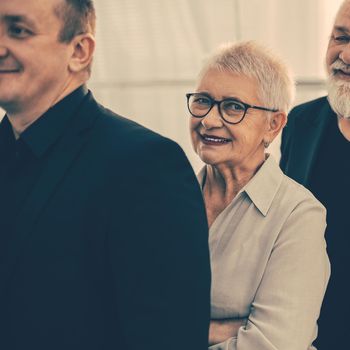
[265, 111, 287, 143]
[68, 33, 96, 73]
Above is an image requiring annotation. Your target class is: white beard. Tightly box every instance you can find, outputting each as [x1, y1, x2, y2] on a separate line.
[327, 76, 350, 119]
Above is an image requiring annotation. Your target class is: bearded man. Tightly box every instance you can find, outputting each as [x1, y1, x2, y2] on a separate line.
[280, 1, 350, 348]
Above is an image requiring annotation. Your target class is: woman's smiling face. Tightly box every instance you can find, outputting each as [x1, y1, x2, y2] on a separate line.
[189, 68, 271, 170]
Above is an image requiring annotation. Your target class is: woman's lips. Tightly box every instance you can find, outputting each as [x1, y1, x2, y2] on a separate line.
[200, 133, 232, 145]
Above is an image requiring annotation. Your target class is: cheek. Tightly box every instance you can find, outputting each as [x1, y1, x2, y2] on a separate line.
[231, 124, 265, 149]
[189, 119, 199, 148]
[227, 121, 257, 144]
[326, 46, 339, 68]
[189, 118, 200, 135]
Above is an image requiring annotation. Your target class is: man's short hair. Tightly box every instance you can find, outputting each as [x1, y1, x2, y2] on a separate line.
[55, 0, 96, 43]
[199, 41, 295, 114]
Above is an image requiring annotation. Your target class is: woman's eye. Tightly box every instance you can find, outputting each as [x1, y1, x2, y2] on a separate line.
[194, 97, 211, 105]
[224, 101, 244, 111]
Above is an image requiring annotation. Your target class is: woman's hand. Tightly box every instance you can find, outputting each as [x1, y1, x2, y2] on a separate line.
[208, 318, 247, 346]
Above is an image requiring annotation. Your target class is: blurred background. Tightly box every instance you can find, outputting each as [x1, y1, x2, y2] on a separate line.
[1, 1, 343, 170]
[89, 0, 343, 171]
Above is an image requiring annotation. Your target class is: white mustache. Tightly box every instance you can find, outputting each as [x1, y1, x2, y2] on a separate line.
[331, 59, 350, 74]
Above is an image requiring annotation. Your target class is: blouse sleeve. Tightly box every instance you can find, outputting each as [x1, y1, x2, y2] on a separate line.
[210, 197, 330, 350]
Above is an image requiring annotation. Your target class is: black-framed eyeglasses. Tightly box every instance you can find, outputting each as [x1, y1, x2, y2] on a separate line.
[186, 93, 278, 125]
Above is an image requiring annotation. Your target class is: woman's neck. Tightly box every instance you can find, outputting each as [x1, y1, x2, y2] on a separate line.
[202, 157, 265, 227]
[204, 157, 265, 202]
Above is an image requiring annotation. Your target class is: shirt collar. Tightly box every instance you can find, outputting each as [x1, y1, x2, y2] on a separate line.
[0, 115, 17, 158]
[197, 154, 284, 217]
[4, 85, 88, 159]
[243, 155, 283, 216]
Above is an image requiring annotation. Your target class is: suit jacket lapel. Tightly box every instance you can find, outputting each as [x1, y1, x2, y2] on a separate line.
[291, 100, 333, 186]
[0, 93, 97, 295]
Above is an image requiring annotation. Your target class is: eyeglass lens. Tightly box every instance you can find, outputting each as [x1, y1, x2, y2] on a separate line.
[188, 94, 246, 123]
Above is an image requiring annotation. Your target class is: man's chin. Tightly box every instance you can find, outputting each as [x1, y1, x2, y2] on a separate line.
[0, 96, 21, 114]
[327, 78, 350, 119]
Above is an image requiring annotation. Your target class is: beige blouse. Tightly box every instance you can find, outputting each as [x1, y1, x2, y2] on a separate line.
[198, 155, 330, 350]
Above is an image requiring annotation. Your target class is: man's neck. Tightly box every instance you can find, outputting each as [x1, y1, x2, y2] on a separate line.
[337, 116, 350, 141]
[7, 79, 85, 136]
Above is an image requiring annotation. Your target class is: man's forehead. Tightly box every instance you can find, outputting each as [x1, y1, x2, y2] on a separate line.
[0, 0, 62, 17]
[335, 1, 350, 26]
[0, 0, 63, 28]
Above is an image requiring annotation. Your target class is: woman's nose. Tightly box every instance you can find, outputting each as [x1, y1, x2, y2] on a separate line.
[201, 105, 223, 129]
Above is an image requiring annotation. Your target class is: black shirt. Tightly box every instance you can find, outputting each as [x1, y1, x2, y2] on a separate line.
[309, 114, 350, 350]
[0, 86, 88, 261]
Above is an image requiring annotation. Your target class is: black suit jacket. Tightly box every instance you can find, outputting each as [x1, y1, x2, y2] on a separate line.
[280, 96, 334, 186]
[280, 97, 341, 350]
[0, 91, 211, 350]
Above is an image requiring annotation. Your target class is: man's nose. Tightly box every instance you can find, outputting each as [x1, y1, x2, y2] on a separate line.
[0, 46, 8, 58]
[339, 43, 350, 65]
[0, 27, 10, 58]
[0, 33, 9, 58]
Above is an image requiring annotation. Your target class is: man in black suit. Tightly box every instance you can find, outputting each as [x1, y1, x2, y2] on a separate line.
[0, 1, 211, 349]
[280, 1, 350, 348]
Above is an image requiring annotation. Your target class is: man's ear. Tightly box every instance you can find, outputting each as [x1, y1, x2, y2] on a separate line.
[68, 33, 96, 73]
[265, 111, 287, 143]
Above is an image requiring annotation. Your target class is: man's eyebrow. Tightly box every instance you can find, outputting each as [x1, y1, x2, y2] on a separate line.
[2, 14, 37, 29]
[334, 26, 350, 35]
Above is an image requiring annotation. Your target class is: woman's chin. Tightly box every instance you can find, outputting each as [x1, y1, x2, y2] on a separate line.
[197, 154, 225, 167]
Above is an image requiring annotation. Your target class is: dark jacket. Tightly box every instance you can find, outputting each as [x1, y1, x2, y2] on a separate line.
[280, 96, 333, 186]
[0, 91, 211, 350]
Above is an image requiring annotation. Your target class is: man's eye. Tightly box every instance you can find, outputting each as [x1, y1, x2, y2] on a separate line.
[8, 25, 32, 38]
[333, 35, 350, 43]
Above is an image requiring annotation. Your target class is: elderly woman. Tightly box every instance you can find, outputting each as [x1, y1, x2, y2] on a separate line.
[187, 41, 330, 350]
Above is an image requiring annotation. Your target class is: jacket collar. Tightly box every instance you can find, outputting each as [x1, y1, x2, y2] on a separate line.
[18, 85, 89, 158]
[0, 89, 99, 297]
[290, 98, 333, 186]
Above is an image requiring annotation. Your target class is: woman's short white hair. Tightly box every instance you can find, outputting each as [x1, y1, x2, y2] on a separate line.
[198, 41, 295, 114]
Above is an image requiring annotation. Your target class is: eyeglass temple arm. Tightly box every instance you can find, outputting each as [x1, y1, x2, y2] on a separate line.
[249, 104, 278, 112]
